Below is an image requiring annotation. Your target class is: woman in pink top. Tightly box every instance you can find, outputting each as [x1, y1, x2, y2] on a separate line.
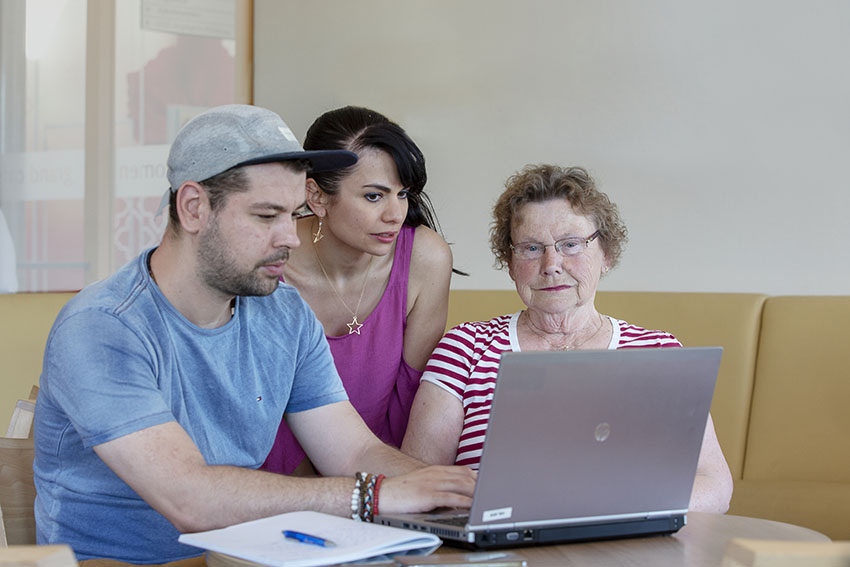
[263, 106, 455, 475]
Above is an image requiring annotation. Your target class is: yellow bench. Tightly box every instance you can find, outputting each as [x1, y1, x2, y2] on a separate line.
[446, 290, 850, 540]
[1, 292, 76, 427]
[3, 290, 849, 539]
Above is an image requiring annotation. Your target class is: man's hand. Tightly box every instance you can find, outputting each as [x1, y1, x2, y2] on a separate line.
[377, 465, 477, 515]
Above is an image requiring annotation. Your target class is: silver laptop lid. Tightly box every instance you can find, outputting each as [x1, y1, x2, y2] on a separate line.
[468, 347, 722, 529]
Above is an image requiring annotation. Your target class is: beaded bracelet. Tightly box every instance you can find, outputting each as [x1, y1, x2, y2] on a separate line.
[350, 472, 364, 520]
[351, 472, 383, 522]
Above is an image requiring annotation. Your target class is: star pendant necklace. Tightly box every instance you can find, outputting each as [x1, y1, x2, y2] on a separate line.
[524, 311, 605, 351]
[314, 242, 374, 335]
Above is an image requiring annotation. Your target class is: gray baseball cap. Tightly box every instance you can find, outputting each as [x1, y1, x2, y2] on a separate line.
[166, 104, 357, 191]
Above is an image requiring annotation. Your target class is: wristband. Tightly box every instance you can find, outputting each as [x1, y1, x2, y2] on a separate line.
[351, 471, 380, 522]
[373, 474, 386, 517]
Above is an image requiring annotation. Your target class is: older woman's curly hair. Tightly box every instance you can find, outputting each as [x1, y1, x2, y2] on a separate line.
[489, 164, 628, 270]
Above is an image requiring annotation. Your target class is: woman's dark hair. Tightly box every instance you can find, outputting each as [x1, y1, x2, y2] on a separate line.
[303, 106, 440, 231]
[305, 106, 468, 275]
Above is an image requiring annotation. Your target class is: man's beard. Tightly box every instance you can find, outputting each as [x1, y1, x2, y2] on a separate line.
[197, 218, 289, 297]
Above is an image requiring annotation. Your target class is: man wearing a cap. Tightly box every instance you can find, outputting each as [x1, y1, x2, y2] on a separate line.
[32, 105, 476, 563]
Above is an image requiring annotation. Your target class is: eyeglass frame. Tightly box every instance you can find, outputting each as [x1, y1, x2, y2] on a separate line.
[509, 230, 601, 260]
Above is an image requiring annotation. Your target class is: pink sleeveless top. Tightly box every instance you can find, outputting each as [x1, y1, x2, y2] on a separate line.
[262, 225, 421, 474]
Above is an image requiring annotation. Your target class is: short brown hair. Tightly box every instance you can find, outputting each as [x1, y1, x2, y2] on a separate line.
[167, 160, 310, 229]
[489, 164, 628, 270]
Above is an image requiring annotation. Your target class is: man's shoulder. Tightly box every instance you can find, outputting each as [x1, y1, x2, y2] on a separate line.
[59, 254, 151, 323]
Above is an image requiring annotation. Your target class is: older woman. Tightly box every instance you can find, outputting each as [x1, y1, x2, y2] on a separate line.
[402, 164, 733, 513]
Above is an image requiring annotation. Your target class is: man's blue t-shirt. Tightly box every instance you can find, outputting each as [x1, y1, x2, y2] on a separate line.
[33, 248, 348, 563]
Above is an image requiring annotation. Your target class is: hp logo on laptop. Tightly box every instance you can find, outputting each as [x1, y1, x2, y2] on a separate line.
[594, 422, 611, 442]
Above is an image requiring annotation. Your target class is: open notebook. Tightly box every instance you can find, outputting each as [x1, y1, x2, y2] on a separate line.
[377, 347, 722, 548]
[179, 510, 440, 567]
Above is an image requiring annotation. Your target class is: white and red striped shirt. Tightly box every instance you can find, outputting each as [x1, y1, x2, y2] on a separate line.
[420, 311, 681, 469]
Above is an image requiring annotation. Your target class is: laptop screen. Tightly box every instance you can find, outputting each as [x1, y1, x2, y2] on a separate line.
[467, 347, 722, 529]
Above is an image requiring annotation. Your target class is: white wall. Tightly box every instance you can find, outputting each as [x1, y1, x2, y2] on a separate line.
[254, 0, 850, 295]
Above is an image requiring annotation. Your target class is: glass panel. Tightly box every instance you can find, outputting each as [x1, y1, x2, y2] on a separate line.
[114, 0, 238, 270]
[0, 0, 239, 292]
[0, 0, 87, 292]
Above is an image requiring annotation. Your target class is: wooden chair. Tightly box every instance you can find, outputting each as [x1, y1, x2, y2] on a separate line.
[0, 544, 76, 566]
[0, 437, 36, 547]
[1, 386, 38, 546]
[5, 386, 38, 440]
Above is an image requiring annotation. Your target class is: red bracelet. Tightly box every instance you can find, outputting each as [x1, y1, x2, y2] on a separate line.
[373, 474, 386, 517]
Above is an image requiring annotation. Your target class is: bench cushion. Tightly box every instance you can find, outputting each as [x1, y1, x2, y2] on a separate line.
[744, 296, 850, 483]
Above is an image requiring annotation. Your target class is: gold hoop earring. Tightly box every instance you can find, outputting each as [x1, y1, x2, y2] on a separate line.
[312, 217, 324, 243]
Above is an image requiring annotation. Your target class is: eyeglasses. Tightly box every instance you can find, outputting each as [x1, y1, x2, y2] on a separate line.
[510, 230, 601, 260]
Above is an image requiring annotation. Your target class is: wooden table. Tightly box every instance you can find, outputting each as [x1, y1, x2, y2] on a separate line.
[500, 513, 829, 565]
[81, 513, 829, 567]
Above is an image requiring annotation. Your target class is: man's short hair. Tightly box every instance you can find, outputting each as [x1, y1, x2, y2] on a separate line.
[167, 160, 311, 228]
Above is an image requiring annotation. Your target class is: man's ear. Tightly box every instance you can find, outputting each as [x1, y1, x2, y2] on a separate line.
[305, 178, 329, 217]
[174, 182, 209, 234]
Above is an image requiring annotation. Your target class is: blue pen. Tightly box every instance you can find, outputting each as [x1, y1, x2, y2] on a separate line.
[282, 530, 336, 548]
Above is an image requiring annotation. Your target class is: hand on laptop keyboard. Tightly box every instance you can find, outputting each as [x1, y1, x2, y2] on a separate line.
[378, 465, 477, 515]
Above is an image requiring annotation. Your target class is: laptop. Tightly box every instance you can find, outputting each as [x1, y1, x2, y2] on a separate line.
[377, 346, 722, 548]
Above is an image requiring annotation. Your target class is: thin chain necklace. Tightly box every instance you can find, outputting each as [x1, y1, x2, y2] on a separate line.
[314, 242, 374, 335]
[523, 311, 605, 351]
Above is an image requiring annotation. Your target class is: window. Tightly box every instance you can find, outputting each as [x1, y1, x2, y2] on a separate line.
[0, 0, 251, 292]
